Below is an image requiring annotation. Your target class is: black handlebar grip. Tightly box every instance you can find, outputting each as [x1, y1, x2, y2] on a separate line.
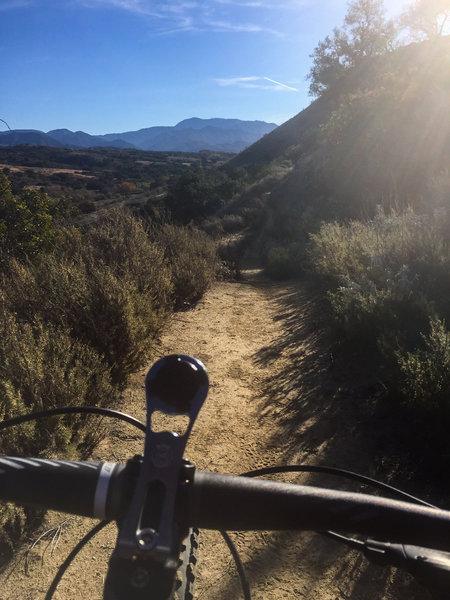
[0, 457, 123, 518]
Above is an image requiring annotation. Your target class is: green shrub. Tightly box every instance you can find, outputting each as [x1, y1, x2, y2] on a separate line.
[201, 214, 245, 239]
[78, 198, 96, 213]
[84, 209, 174, 329]
[201, 216, 224, 238]
[309, 207, 450, 414]
[265, 247, 293, 280]
[153, 224, 219, 309]
[422, 170, 450, 212]
[166, 169, 234, 223]
[1, 210, 174, 388]
[0, 309, 116, 458]
[0, 306, 117, 559]
[0, 172, 68, 261]
[56, 264, 169, 387]
[217, 239, 244, 281]
[264, 243, 304, 280]
[396, 318, 450, 415]
[220, 213, 245, 234]
[309, 209, 450, 338]
[0, 206, 219, 546]
[85, 208, 172, 295]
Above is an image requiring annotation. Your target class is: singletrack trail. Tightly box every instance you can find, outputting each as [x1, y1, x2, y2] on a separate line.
[0, 271, 427, 599]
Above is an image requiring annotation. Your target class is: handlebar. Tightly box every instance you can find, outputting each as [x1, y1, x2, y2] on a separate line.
[2, 455, 450, 552]
[2, 354, 450, 599]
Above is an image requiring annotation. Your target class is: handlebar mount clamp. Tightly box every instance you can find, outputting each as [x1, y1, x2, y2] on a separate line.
[104, 355, 209, 600]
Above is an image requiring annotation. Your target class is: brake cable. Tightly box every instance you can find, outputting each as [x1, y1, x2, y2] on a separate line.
[0, 406, 146, 600]
[0, 405, 147, 433]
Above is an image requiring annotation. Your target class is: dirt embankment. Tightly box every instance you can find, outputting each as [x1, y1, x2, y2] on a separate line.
[0, 271, 428, 599]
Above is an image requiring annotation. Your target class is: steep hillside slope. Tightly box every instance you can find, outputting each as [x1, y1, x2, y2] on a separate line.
[229, 37, 450, 221]
[226, 94, 333, 171]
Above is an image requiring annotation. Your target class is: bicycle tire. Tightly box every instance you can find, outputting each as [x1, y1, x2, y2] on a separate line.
[173, 528, 199, 600]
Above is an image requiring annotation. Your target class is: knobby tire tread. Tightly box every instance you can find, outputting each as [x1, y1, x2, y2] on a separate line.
[172, 528, 199, 600]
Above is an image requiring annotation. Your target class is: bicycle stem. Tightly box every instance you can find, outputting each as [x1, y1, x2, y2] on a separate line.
[103, 355, 209, 600]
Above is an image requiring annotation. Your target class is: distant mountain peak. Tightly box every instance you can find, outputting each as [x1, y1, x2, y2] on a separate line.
[174, 117, 278, 131]
[47, 128, 72, 134]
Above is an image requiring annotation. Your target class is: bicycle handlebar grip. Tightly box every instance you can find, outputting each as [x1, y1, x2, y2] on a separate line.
[0, 457, 124, 518]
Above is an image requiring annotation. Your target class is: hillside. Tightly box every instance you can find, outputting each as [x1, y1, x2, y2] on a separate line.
[0, 118, 277, 153]
[226, 95, 333, 171]
[227, 37, 450, 217]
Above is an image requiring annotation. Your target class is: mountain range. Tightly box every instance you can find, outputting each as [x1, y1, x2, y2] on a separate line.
[0, 118, 277, 153]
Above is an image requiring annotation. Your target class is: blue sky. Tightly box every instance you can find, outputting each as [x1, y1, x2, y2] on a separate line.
[1, 0, 409, 134]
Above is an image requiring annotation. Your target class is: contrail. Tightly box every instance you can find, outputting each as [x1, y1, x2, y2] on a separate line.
[0, 118, 11, 130]
[263, 77, 298, 92]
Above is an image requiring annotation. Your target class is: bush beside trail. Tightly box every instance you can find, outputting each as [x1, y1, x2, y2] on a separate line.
[152, 223, 219, 309]
[308, 207, 450, 428]
[2, 213, 174, 390]
[0, 175, 219, 554]
[0, 208, 219, 444]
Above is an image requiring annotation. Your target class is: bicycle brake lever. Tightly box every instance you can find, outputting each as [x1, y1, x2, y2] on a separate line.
[364, 539, 450, 597]
[104, 354, 208, 600]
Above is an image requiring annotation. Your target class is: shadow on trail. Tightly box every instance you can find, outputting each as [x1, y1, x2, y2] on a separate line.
[206, 527, 424, 600]
[251, 278, 450, 488]
[253, 281, 377, 470]
[226, 277, 432, 600]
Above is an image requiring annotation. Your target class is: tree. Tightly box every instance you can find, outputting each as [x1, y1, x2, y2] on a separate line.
[308, 29, 351, 97]
[0, 171, 66, 260]
[118, 180, 137, 195]
[165, 169, 235, 224]
[344, 0, 396, 58]
[308, 0, 396, 96]
[400, 0, 450, 40]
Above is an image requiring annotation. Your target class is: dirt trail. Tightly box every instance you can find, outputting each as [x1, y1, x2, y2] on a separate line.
[0, 271, 427, 599]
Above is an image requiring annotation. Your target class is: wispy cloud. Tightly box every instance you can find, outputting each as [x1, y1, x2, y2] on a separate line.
[213, 0, 266, 6]
[206, 20, 281, 35]
[215, 76, 299, 92]
[79, 0, 165, 17]
[215, 76, 260, 86]
[0, 0, 32, 10]
[77, 0, 296, 35]
[263, 77, 298, 91]
[213, 0, 309, 6]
